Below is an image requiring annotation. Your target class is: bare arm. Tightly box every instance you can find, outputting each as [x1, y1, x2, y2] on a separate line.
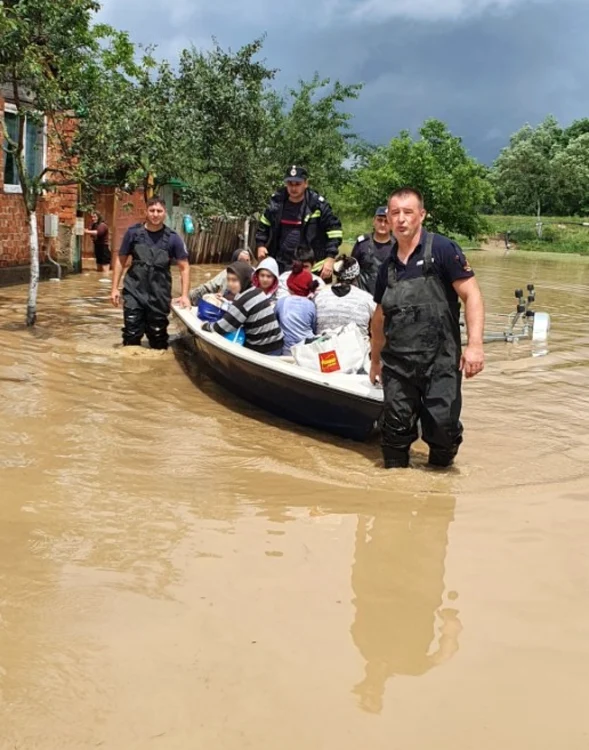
[84, 229, 98, 236]
[110, 255, 132, 307]
[369, 304, 386, 384]
[173, 259, 192, 308]
[453, 276, 485, 378]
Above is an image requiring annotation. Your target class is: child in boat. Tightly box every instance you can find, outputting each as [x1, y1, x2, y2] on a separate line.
[277, 247, 325, 299]
[314, 255, 376, 337]
[252, 257, 280, 304]
[275, 261, 319, 355]
[204, 261, 283, 355]
[189, 248, 254, 304]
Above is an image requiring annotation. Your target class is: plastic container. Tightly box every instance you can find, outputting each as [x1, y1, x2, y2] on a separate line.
[223, 328, 246, 346]
[197, 298, 225, 323]
[183, 214, 195, 235]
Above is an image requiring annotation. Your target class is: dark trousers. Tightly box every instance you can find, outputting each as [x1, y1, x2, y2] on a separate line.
[381, 365, 463, 467]
[122, 294, 169, 350]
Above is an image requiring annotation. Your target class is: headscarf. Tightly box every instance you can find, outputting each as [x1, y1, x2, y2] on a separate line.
[231, 247, 254, 264]
[333, 257, 360, 283]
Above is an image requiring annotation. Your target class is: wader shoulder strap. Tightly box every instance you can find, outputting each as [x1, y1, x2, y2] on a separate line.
[161, 226, 173, 251]
[423, 232, 435, 275]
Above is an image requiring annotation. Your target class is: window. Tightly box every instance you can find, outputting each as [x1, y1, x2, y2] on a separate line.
[2, 105, 46, 193]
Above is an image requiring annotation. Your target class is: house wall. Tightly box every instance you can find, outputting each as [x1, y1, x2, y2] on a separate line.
[84, 188, 146, 259]
[0, 93, 78, 283]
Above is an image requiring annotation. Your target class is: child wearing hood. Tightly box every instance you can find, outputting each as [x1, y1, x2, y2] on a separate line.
[275, 261, 318, 355]
[204, 261, 283, 355]
[252, 257, 280, 304]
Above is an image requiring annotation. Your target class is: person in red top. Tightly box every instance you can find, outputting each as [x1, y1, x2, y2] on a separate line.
[85, 212, 111, 274]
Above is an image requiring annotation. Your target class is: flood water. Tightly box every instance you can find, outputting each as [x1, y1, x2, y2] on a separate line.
[1, 250, 588, 749]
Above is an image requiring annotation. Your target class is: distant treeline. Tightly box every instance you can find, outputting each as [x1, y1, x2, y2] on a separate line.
[337, 115, 589, 239]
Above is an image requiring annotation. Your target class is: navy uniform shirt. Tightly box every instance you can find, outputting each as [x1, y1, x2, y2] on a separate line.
[373, 230, 474, 306]
[351, 234, 394, 266]
[119, 225, 189, 261]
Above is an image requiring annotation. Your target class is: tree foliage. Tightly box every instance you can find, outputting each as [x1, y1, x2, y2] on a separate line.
[266, 75, 362, 196]
[0, 0, 115, 325]
[491, 115, 589, 216]
[340, 119, 494, 238]
[75, 39, 362, 219]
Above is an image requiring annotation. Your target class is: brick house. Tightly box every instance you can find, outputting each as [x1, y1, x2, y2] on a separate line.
[0, 86, 81, 285]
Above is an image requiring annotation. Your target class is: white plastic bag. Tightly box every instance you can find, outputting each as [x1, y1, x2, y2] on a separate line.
[291, 322, 369, 374]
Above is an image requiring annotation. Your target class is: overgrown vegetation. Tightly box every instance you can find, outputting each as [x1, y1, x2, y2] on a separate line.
[486, 215, 589, 255]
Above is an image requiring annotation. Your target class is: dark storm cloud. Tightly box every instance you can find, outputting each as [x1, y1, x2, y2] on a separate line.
[98, 0, 589, 163]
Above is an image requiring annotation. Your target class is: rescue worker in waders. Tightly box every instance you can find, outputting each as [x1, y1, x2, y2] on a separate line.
[370, 188, 485, 469]
[351, 205, 394, 295]
[255, 165, 343, 280]
[110, 197, 191, 349]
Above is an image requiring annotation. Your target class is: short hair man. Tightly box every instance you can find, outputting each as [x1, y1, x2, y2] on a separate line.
[370, 187, 485, 469]
[255, 165, 343, 280]
[110, 197, 191, 349]
[351, 206, 394, 295]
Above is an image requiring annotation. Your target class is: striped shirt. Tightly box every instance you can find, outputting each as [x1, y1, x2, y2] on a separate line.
[314, 285, 376, 337]
[213, 287, 283, 354]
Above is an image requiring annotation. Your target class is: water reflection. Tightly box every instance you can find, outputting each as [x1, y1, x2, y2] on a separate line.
[350, 493, 459, 714]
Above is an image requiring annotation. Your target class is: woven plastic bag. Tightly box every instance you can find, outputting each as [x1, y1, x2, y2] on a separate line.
[291, 322, 369, 374]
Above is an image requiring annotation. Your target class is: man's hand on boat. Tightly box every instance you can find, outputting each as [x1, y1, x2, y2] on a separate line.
[173, 295, 192, 310]
[320, 257, 335, 281]
[369, 359, 382, 386]
[460, 344, 485, 379]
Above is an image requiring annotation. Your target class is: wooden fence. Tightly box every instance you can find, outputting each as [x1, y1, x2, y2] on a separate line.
[183, 217, 258, 265]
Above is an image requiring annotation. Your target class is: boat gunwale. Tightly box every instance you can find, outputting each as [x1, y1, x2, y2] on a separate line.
[172, 304, 384, 405]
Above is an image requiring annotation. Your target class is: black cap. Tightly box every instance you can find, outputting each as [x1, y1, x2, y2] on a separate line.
[284, 165, 308, 183]
[374, 206, 388, 217]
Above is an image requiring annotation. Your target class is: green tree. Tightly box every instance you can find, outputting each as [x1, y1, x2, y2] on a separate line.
[491, 115, 563, 216]
[0, 0, 121, 325]
[342, 119, 493, 238]
[73, 41, 179, 203]
[550, 133, 589, 215]
[267, 75, 362, 196]
[562, 118, 589, 147]
[172, 39, 279, 219]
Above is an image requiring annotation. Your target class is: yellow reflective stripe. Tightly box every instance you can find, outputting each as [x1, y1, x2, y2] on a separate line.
[304, 210, 322, 223]
[260, 215, 271, 226]
[326, 230, 343, 238]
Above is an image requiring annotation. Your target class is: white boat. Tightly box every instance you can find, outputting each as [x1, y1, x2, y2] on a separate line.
[172, 304, 383, 441]
[172, 282, 550, 441]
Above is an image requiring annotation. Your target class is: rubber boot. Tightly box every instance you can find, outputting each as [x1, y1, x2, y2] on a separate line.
[382, 447, 410, 469]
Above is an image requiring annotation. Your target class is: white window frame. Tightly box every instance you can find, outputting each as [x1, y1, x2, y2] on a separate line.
[3, 103, 48, 194]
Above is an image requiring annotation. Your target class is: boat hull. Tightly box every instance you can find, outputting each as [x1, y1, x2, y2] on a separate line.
[175, 315, 382, 442]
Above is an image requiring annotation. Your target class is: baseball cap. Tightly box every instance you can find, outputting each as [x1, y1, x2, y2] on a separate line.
[284, 165, 308, 183]
[374, 206, 388, 217]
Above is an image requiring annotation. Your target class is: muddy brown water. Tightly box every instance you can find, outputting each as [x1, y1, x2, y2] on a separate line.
[1, 251, 588, 749]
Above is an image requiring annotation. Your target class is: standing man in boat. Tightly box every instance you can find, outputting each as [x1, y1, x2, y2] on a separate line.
[351, 206, 394, 295]
[255, 165, 343, 279]
[110, 197, 191, 350]
[369, 187, 485, 469]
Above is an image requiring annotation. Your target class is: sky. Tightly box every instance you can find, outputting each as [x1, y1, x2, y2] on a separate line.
[97, 0, 589, 164]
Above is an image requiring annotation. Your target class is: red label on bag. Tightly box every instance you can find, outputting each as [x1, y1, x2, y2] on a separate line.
[319, 350, 341, 373]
